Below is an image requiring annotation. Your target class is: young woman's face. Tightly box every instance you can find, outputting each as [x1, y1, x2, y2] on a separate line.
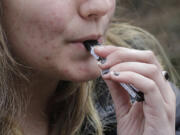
[3, 0, 116, 81]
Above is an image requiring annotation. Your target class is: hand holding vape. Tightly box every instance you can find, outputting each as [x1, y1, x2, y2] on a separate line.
[83, 40, 144, 102]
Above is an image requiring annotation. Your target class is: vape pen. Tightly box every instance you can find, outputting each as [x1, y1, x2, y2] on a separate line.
[83, 40, 144, 102]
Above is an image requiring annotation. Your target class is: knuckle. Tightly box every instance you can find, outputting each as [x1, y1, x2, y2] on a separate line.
[150, 65, 158, 76]
[147, 80, 157, 92]
[126, 72, 135, 81]
[115, 50, 122, 58]
[120, 71, 134, 83]
[145, 50, 155, 62]
[110, 66, 117, 72]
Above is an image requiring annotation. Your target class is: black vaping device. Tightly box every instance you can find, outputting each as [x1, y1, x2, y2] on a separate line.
[83, 40, 144, 102]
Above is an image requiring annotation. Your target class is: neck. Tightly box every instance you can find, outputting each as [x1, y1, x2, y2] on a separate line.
[17, 71, 60, 135]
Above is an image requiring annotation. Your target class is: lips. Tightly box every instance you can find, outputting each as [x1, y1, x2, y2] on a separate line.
[69, 35, 103, 44]
[66, 35, 103, 52]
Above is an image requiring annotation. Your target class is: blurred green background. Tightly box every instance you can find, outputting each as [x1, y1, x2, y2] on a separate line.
[114, 0, 180, 82]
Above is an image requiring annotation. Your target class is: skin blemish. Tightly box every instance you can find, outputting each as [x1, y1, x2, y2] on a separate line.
[78, 65, 89, 73]
[45, 56, 50, 60]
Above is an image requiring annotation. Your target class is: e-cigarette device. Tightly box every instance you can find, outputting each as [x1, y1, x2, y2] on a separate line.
[83, 40, 144, 102]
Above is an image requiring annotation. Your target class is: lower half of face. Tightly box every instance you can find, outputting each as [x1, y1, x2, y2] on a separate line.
[9, 36, 102, 82]
[44, 44, 102, 82]
[3, 0, 115, 82]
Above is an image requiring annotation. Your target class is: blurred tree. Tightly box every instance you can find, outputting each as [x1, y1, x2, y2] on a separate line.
[114, 0, 180, 82]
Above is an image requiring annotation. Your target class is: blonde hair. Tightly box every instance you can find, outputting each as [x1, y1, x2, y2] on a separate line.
[46, 81, 103, 135]
[106, 23, 180, 85]
[0, 1, 103, 135]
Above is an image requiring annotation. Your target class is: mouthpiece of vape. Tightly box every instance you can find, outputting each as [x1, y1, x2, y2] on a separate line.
[83, 40, 99, 51]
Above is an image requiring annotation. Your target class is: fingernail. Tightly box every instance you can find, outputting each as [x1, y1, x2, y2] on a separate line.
[162, 70, 169, 80]
[101, 69, 110, 76]
[100, 59, 106, 64]
[113, 71, 120, 76]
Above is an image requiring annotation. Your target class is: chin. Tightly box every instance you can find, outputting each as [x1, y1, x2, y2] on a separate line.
[66, 70, 101, 82]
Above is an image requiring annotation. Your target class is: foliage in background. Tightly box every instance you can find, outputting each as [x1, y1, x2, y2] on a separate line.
[114, 0, 180, 85]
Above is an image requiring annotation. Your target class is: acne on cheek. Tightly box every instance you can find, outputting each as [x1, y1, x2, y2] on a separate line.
[41, 9, 67, 34]
[20, 34, 53, 63]
[25, 7, 66, 42]
[23, 19, 63, 56]
[45, 56, 50, 61]
[78, 67, 89, 74]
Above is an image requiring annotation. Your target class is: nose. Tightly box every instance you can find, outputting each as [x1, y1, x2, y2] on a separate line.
[79, 0, 114, 20]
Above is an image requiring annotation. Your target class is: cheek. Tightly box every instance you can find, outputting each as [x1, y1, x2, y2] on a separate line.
[30, 0, 75, 35]
[23, 2, 75, 54]
[26, 8, 69, 41]
[34, 9, 67, 34]
[10, 7, 72, 63]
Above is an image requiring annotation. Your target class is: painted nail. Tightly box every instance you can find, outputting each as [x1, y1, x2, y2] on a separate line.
[113, 72, 120, 76]
[162, 70, 169, 80]
[101, 69, 110, 75]
[100, 59, 106, 64]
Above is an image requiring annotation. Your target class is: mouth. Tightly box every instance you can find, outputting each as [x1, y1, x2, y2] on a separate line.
[83, 40, 101, 52]
[69, 35, 102, 50]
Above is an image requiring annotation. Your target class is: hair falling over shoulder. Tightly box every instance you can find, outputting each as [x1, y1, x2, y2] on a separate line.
[0, 6, 30, 135]
[47, 81, 103, 135]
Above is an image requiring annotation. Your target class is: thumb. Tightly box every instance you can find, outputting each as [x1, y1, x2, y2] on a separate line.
[105, 79, 131, 118]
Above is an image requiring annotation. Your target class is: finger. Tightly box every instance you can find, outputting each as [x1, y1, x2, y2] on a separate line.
[104, 71, 165, 112]
[104, 79, 132, 118]
[107, 62, 174, 103]
[94, 45, 120, 58]
[96, 46, 162, 71]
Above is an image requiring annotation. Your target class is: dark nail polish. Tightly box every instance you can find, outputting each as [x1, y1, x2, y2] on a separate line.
[162, 71, 169, 80]
[113, 72, 120, 76]
[102, 69, 110, 75]
[100, 59, 106, 64]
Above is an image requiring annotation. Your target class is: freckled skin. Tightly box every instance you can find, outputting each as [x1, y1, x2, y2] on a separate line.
[2, 0, 115, 81]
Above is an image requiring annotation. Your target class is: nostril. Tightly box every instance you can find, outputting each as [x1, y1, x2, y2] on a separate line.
[88, 14, 96, 17]
[88, 14, 98, 19]
[79, 0, 113, 20]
